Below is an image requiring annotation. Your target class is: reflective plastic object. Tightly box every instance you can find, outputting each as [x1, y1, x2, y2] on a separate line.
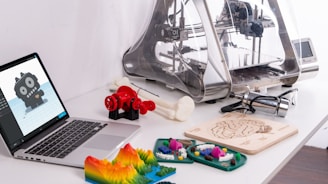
[122, 0, 318, 103]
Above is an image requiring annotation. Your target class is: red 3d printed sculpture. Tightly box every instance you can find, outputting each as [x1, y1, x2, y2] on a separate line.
[105, 85, 155, 120]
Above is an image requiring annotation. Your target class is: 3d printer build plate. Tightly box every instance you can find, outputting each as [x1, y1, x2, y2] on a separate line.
[184, 112, 298, 155]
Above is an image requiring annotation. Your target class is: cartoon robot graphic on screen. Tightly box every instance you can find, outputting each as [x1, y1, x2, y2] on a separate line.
[14, 72, 45, 109]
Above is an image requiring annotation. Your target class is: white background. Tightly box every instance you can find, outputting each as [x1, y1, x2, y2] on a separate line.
[0, 0, 326, 100]
[0, 1, 326, 183]
[0, 0, 155, 101]
[0, 0, 327, 148]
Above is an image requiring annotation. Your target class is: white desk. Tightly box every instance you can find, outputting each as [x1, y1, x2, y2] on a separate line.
[0, 78, 327, 184]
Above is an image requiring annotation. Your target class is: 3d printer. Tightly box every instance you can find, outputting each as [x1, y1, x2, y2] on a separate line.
[122, 0, 318, 103]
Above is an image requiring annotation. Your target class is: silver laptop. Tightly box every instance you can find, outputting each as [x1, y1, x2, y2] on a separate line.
[0, 52, 140, 167]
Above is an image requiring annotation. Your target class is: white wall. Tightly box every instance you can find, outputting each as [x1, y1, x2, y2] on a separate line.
[290, 0, 328, 149]
[290, 0, 327, 82]
[0, 0, 154, 101]
[0, 0, 326, 102]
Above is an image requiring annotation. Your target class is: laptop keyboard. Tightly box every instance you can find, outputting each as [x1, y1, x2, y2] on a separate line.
[0, 95, 9, 111]
[0, 92, 10, 115]
[25, 120, 106, 158]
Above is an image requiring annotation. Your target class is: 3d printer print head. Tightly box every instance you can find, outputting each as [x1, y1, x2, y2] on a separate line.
[14, 72, 44, 109]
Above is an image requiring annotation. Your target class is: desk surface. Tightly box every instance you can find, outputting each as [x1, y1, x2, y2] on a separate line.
[0, 78, 327, 184]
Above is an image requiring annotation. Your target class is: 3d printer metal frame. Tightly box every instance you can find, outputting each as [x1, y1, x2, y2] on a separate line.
[122, 0, 318, 103]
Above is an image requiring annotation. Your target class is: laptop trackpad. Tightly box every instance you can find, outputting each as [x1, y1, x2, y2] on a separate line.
[84, 134, 125, 150]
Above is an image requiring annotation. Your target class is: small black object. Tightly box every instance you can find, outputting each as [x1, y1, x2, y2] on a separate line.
[205, 99, 217, 104]
[220, 100, 245, 113]
[108, 100, 139, 120]
[250, 21, 264, 37]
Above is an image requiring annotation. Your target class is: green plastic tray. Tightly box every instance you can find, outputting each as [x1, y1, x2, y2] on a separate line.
[153, 138, 195, 163]
[187, 143, 247, 171]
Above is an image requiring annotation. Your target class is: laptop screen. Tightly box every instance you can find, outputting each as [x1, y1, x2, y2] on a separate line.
[0, 53, 68, 152]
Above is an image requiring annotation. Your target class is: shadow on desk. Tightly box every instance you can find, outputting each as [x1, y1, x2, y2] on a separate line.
[0, 140, 11, 158]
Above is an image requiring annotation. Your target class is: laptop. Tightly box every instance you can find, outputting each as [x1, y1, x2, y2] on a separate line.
[0, 52, 140, 168]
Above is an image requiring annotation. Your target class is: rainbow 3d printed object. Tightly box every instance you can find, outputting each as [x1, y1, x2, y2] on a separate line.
[84, 143, 176, 184]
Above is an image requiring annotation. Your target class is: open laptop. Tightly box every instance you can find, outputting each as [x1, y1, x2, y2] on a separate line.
[0, 52, 140, 168]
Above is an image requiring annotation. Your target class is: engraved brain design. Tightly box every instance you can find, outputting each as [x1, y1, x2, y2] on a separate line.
[210, 119, 272, 139]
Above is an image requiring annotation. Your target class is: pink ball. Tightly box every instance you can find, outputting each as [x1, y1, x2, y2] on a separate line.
[169, 139, 183, 151]
[211, 146, 225, 158]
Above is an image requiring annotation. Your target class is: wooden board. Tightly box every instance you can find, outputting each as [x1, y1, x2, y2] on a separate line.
[184, 112, 298, 155]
